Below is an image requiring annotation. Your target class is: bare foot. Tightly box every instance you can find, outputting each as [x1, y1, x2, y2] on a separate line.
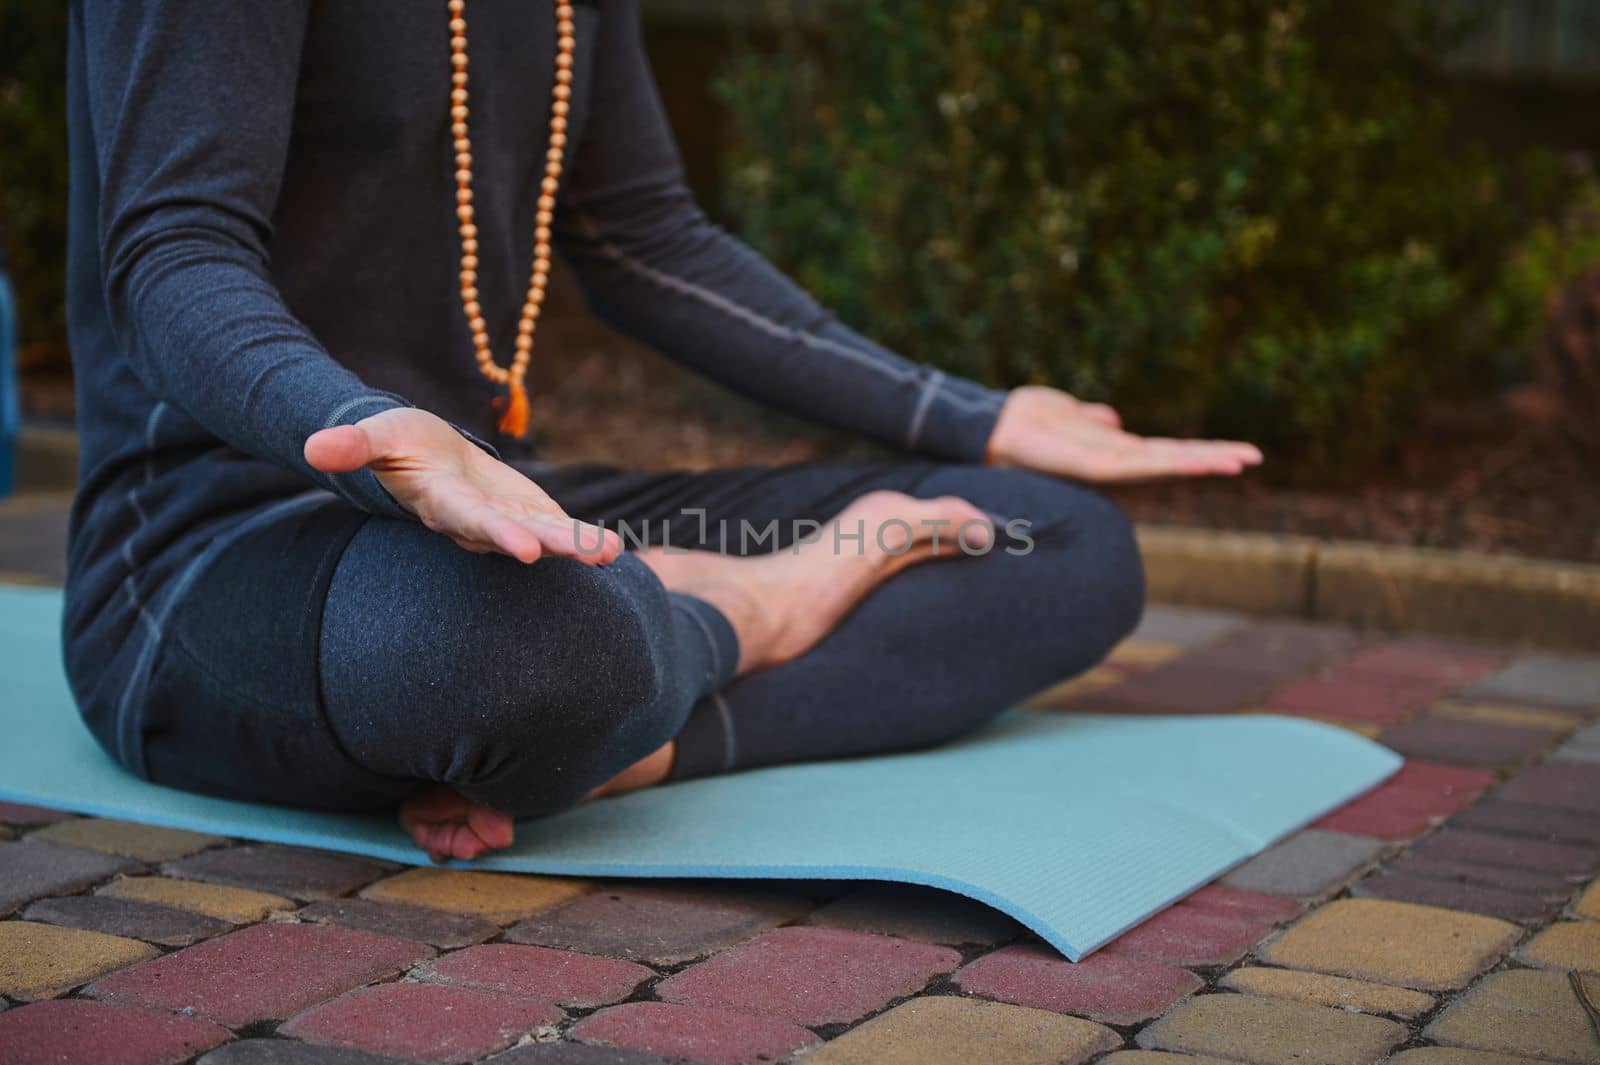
[398, 784, 515, 863]
[640, 490, 991, 675]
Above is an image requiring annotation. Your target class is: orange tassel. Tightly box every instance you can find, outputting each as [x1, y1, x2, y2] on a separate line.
[497, 379, 530, 438]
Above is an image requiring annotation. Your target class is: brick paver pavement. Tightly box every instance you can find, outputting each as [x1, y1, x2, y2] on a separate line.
[2, 605, 1598, 1062]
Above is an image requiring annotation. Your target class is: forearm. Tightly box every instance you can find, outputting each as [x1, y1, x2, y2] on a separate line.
[110, 231, 412, 516]
[560, 196, 1006, 460]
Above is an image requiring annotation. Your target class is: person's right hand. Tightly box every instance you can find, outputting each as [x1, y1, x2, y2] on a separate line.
[304, 407, 620, 565]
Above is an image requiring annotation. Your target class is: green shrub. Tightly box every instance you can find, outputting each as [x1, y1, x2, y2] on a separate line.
[0, 3, 70, 351]
[716, 0, 1583, 478]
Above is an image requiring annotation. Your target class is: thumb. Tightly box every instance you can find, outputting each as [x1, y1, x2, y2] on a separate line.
[304, 424, 377, 474]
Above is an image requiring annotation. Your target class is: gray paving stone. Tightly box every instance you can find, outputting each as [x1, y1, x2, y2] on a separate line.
[807, 883, 1020, 947]
[1131, 605, 1249, 647]
[1449, 800, 1600, 847]
[0, 840, 142, 917]
[1351, 872, 1561, 925]
[164, 844, 387, 901]
[1549, 719, 1600, 764]
[1462, 652, 1600, 711]
[198, 1039, 408, 1064]
[1494, 762, 1600, 814]
[1382, 854, 1577, 898]
[296, 897, 499, 949]
[1221, 830, 1385, 899]
[22, 893, 231, 947]
[1409, 826, 1599, 878]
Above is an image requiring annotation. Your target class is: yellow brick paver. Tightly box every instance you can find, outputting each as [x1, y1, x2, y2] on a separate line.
[1221, 965, 1434, 1018]
[360, 867, 589, 924]
[1107, 639, 1184, 669]
[1573, 881, 1600, 920]
[1426, 969, 1600, 1064]
[0, 921, 158, 1000]
[1100, 1054, 1241, 1065]
[100, 875, 292, 922]
[1268, 713, 1384, 738]
[803, 996, 1119, 1065]
[32, 818, 224, 862]
[1136, 992, 1406, 1065]
[1515, 921, 1600, 973]
[1388, 1050, 1568, 1065]
[1025, 666, 1124, 708]
[1432, 701, 1579, 732]
[1258, 898, 1520, 991]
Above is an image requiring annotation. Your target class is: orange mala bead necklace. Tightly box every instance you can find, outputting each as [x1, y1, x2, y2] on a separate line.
[446, 0, 576, 437]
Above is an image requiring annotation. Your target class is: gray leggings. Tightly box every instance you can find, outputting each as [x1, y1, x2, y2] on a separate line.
[137, 460, 1144, 817]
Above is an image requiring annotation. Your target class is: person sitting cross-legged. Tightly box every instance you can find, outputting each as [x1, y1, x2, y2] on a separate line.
[61, 0, 1261, 862]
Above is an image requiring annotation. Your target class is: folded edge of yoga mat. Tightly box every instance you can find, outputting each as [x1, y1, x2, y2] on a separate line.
[0, 585, 1401, 960]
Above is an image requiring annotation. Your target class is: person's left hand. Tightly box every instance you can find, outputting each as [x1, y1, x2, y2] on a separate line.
[985, 385, 1263, 483]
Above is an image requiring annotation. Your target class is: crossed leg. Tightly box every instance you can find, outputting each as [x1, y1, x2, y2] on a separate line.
[392, 459, 1145, 858]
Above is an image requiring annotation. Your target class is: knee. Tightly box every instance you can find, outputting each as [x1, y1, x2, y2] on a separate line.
[988, 473, 1145, 662]
[344, 550, 675, 802]
[452, 556, 673, 762]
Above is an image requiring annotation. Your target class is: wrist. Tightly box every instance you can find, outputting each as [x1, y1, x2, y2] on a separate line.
[982, 390, 1020, 467]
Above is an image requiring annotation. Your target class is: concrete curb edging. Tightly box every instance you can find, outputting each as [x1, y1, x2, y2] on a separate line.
[1137, 524, 1600, 652]
[15, 427, 1599, 649]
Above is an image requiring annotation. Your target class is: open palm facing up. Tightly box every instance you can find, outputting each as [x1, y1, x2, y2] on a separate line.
[304, 407, 621, 565]
[986, 385, 1263, 482]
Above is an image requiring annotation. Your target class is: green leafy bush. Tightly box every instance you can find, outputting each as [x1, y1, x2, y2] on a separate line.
[0, 3, 69, 351]
[717, 0, 1583, 478]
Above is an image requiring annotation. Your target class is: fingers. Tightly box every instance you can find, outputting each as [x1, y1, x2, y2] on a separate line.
[1093, 437, 1263, 481]
[303, 424, 376, 473]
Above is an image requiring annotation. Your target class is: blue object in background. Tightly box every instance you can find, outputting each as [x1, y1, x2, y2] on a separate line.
[0, 248, 18, 499]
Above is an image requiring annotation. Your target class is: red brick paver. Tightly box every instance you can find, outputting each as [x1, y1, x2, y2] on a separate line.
[655, 925, 959, 1027]
[0, 802, 75, 826]
[955, 943, 1204, 1025]
[87, 921, 432, 1025]
[571, 1002, 820, 1065]
[1179, 883, 1303, 924]
[1102, 904, 1272, 967]
[0, 999, 230, 1065]
[283, 981, 561, 1064]
[417, 943, 653, 1008]
[1314, 761, 1494, 839]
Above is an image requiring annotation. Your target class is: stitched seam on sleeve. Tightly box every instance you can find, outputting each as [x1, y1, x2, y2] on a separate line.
[572, 208, 923, 384]
[323, 395, 400, 429]
[904, 369, 945, 450]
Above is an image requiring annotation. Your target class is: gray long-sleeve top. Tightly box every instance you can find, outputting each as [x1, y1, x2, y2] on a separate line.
[62, 0, 1005, 700]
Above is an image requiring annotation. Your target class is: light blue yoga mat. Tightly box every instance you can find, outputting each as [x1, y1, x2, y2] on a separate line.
[0, 585, 1400, 959]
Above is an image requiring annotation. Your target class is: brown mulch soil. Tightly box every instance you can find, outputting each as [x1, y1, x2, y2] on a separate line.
[20, 268, 1600, 564]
